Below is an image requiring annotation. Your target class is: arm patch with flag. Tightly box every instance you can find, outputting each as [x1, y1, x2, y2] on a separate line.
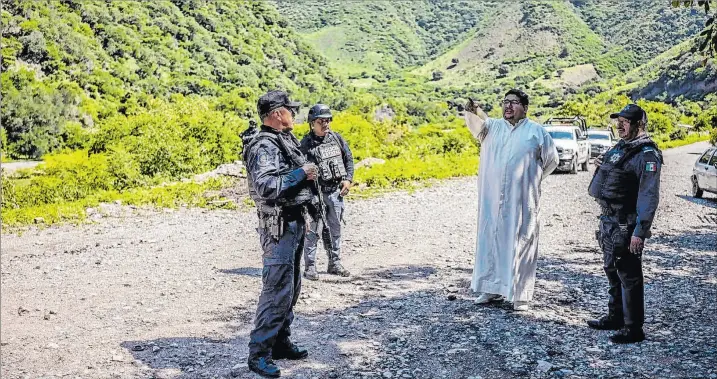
[645, 162, 657, 172]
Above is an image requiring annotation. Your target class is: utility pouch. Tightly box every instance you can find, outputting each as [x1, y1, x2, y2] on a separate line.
[258, 205, 284, 240]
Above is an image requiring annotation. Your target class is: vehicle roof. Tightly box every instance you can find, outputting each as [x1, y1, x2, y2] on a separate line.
[544, 125, 577, 131]
[588, 130, 612, 134]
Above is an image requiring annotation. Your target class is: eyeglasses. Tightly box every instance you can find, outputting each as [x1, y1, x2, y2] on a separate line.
[502, 99, 522, 107]
[315, 118, 331, 125]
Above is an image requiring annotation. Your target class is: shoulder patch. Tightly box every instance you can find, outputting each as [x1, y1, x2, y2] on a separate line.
[255, 147, 274, 168]
[645, 162, 657, 172]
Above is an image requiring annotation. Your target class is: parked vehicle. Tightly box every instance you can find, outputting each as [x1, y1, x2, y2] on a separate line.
[692, 146, 717, 198]
[544, 116, 588, 135]
[544, 125, 591, 174]
[587, 129, 618, 158]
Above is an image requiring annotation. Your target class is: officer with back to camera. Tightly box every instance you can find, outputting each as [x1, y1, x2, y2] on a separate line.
[300, 104, 354, 280]
[587, 103, 662, 344]
[242, 90, 317, 377]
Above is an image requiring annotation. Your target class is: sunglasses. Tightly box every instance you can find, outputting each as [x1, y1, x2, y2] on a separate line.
[284, 106, 297, 118]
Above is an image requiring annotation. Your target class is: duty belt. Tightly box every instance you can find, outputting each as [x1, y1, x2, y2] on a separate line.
[600, 205, 636, 224]
[257, 203, 306, 221]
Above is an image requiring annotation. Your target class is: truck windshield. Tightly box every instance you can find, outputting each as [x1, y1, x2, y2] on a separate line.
[548, 131, 573, 140]
[588, 134, 610, 140]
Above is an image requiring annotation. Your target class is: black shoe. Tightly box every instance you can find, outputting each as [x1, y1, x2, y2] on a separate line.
[272, 340, 308, 360]
[327, 263, 350, 277]
[587, 315, 624, 330]
[247, 356, 281, 378]
[609, 327, 645, 344]
[304, 266, 319, 281]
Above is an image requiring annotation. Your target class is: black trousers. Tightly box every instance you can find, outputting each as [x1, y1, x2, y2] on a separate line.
[248, 218, 305, 357]
[597, 215, 644, 328]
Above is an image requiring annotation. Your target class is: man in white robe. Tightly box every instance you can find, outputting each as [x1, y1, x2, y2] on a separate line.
[464, 89, 559, 311]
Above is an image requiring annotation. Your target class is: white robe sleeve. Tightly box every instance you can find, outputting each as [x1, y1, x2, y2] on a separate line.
[464, 112, 493, 142]
[540, 128, 559, 178]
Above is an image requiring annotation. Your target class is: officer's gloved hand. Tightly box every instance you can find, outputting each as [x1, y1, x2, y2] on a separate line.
[302, 163, 318, 181]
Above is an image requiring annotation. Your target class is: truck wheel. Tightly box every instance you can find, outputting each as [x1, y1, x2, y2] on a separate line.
[581, 158, 588, 171]
[692, 176, 703, 198]
[570, 158, 578, 174]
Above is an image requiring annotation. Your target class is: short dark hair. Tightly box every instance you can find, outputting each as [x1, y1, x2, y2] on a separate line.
[504, 89, 529, 107]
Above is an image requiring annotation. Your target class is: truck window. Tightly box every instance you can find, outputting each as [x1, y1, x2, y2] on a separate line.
[548, 131, 573, 140]
[699, 149, 714, 164]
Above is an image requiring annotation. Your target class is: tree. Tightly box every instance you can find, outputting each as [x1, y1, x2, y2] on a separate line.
[672, 1, 716, 59]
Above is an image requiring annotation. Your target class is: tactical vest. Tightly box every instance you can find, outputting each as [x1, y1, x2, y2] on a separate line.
[309, 132, 347, 187]
[588, 140, 660, 211]
[242, 128, 313, 207]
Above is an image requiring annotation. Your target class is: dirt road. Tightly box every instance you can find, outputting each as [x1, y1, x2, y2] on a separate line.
[0, 161, 42, 174]
[1, 142, 715, 379]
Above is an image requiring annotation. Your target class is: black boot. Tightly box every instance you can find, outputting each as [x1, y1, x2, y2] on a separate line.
[303, 265, 319, 281]
[587, 315, 624, 330]
[609, 327, 645, 344]
[272, 340, 308, 360]
[247, 356, 281, 378]
[327, 262, 350, 277]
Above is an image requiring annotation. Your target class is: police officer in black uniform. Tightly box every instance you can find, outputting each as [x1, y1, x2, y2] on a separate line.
[300, 104, 354, 280]
[243, 90, 318, 377]
[587, 104, 662, 344]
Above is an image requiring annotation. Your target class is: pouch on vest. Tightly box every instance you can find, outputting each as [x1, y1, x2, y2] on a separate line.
[314, 139, 347, 182]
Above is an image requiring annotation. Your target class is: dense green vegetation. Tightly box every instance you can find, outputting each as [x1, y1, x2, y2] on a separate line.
[0, 0, 347, 160]
[1, 92, 479, 226]
[1, 0, 715, 227]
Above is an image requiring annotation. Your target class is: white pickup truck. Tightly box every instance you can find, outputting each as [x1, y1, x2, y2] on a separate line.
[587, 129, 617, 158]
[544, 125, 591, 174]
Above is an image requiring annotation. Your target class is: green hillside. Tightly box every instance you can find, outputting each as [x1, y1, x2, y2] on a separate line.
[1, 0, 346, 159]
[414, 1, 611, 85]
[626, 38, 717, 101]
[277, 0, 489, 79]
[569, 0, 705, 63]
[281, 0, 704, 83]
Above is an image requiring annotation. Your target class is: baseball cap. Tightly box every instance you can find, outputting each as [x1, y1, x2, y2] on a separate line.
[610, 104, 647, 123]
[257, 90, 301, 118]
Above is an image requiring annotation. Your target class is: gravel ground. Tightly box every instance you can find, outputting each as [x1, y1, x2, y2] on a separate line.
[1, 142, 715, 379]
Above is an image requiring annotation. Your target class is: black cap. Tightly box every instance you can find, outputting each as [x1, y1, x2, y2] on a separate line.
[308, 104, 332, 122]
[257, 90, 301, 118]
[610, 104, 647, 123]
